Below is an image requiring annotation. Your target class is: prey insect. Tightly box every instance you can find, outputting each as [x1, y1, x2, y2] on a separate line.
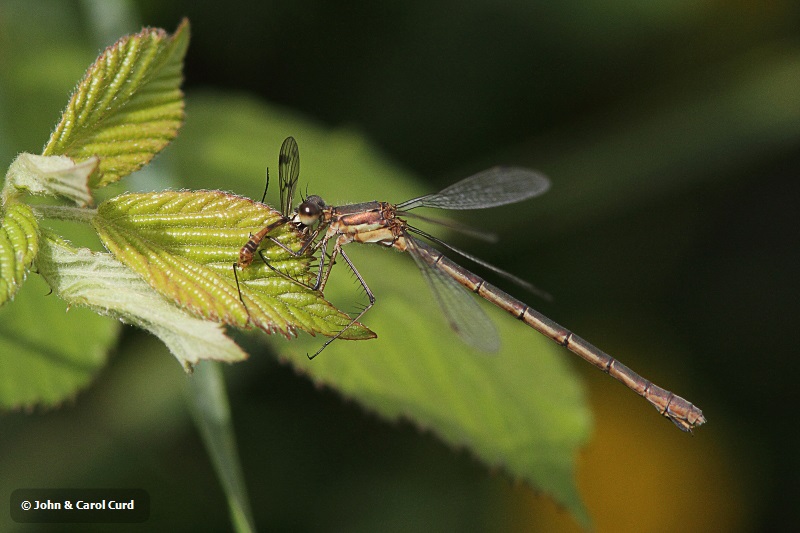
[233, 136, 307, 309]
[239, 137, 706, 433]
[237, 136, 301, 270]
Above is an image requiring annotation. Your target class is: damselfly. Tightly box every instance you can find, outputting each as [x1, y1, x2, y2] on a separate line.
[240, 137, 706, 433]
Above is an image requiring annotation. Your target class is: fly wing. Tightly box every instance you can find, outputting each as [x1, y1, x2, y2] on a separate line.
[278, 136, 300, 217]
[406, 236, 500, 353]
[397, 167, 549, 211]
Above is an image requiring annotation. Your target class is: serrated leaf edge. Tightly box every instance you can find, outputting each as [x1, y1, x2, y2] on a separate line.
[0, 202, 40, 304]
[42, 19, 190, 187]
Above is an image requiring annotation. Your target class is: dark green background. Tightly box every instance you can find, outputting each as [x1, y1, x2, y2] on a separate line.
[2, 1, 797, 531]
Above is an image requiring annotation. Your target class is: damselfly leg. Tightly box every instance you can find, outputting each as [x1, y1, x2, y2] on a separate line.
[307, 235, 376, 359]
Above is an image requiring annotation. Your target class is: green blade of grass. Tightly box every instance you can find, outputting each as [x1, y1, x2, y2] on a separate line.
[186, 362, 255, 533]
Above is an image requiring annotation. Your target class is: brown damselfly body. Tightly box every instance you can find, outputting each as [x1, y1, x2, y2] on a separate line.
[239, 137, 706, 433]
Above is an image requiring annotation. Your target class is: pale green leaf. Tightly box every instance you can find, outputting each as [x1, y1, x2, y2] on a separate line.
[170, 92, 592, 525]
[0, 201, 39, 305]
[5, 153, 97, 206]
[36, 235, 247, 371]
[93, 190, 374, 342]
[42, 19, 189, 188]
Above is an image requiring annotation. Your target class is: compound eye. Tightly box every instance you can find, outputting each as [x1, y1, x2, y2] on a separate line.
[298, 202, 321, 226]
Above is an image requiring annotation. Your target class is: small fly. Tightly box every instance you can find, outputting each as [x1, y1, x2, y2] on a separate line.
[236, 136, 301, 270]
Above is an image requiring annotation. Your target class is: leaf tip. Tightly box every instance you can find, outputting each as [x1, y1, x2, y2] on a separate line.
[43, 19, 191, 188]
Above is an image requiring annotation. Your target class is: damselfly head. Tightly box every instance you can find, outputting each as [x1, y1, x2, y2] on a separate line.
[297, 195, 326, 226]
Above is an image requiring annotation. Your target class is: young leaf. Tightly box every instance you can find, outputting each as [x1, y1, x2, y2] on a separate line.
[5, 153, 97, 206]
[42, 19, 189, 188]
[36, 235, 248, 371]
[93, 190, 374, 342]
[0, 201, 39, 305]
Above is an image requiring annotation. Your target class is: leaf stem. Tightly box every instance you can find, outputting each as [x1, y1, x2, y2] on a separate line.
[33, 205, 97, 223]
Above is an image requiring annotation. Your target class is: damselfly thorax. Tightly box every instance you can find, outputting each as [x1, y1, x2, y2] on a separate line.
[324, 201, 410, 248]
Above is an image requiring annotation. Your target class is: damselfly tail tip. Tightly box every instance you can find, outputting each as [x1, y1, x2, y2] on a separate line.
[665, 401, 706, 433]
[672, 415, 706, 434]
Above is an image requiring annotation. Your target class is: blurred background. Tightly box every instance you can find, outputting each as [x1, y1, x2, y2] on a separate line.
[1, 0, 798, 531]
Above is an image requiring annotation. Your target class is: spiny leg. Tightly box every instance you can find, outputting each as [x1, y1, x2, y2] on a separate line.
[262, 229, 321, 259]
[266, 230, 332, 292]
[313, 236, 335, 291]
[256, 249, 317, 290]
[232, 262, 253, 326]
[255, 226, 328, 289]
[308, 247, 375, 359]
[260, 167, 270, 203]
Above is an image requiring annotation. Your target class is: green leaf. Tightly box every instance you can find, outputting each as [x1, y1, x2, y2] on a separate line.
[42, 19, 189, 188]
[290, 251, 592, 528]
[0, 259, 118, 410]
[5, 153, 97, 206]
[36, 235, 247, 371]
[170, 92, 592, 525]
[0, 201, 39, 305]
[92, 190, 374, 342]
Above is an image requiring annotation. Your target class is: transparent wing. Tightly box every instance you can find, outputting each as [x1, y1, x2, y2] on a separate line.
[407, 226, 552, 301]
[278, 136, 300, 217]
[397, 167, 550, 211]
[400, 210, 498, 243]
[406, 235, 500, 352]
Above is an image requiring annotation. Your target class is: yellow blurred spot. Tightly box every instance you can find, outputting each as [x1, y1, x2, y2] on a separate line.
[499, 371, 750, 532]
